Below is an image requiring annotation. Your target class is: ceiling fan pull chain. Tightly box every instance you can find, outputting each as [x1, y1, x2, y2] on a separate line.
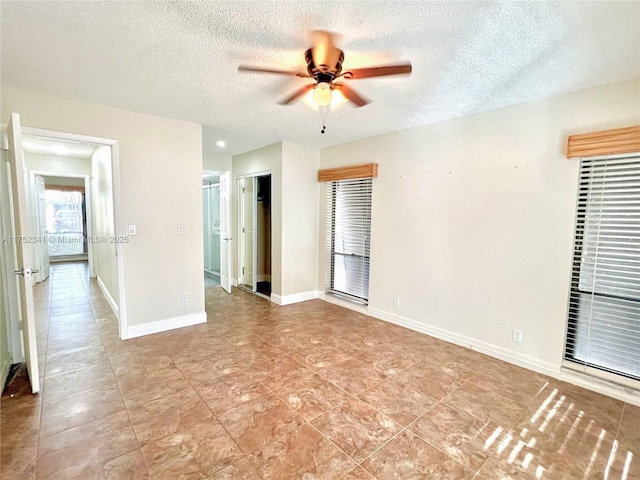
[321, 107, 326, 134]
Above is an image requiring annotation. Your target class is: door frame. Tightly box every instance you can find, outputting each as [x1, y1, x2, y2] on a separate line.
[202, 169, 230, 291]
[236, 170, 270, 295]
[29, 171, 91, 270]
[0, 143, 23, 363]
[21, 126, 127, 340]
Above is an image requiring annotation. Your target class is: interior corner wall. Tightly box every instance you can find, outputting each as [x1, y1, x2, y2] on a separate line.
[1, 87, 205, 330]
[231, 142, 283, 295]
[281, 142, 320, 297]
[90, 145, 118, 306]
[319, 77, 640, 373]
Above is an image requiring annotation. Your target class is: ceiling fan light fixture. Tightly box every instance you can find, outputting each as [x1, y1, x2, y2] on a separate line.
[329, 88, 349, 111]
[300, 84, 350, 111]
[312, 82, 333, 106]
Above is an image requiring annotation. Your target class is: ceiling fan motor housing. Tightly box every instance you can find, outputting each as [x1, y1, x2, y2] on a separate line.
[305, 48, 344, 83]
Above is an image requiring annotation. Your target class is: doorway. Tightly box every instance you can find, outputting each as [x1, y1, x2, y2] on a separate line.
[238, 174, 271, 297]
[0, 114, 126, 394]
[202, 170, 232, 293]
[203, 173, 221, 288]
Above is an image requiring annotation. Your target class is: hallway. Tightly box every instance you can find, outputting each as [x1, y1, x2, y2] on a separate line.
[1, 263, 639, 479]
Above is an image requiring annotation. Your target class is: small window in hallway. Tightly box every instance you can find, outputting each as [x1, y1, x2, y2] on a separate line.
[326, 178, 372, 304]
[44, 189, 86, 257]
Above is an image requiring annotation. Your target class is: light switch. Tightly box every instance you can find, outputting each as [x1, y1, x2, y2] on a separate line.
[177, 224, 189, 235]
[128, 224, 136, 235]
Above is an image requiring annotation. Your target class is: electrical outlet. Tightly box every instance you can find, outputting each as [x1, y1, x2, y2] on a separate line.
[128, 224, 136, 235]
[393, 297, 400, 308]
[177, 224, 189, 235]
[181, 296, 189, 309]
[512, 329, 523, 343]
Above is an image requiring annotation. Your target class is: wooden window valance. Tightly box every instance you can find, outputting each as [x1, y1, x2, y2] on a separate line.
[566, 125, 640, 158]
[318, 163, 378, 182]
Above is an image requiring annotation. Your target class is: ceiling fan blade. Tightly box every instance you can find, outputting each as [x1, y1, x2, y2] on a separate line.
[238, 65, 308, 77]
[278, 84, 315, 105]
[334, 83, 369, 107]
[311, 30, 341, 71]
[344, 63, 412, 79]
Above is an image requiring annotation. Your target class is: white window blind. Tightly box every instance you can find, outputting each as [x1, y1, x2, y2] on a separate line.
[565, 153, 640, 382]
[326, 178, 372, 304]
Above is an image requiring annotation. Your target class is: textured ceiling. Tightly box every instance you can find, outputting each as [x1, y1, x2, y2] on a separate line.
[2, 1, 638, 155]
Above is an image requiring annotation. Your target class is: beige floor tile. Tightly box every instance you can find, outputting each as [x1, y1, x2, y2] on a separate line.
[42, 363, 118, 403]
[394, 361, 466, 400]
[410, 403, 503, 471]
[116, 364, 191, 407]
[0, 443, 37, 480]
[3, 264, 636, 480]
[217, 393, 304, 454]
[207, 457, 263, 479]
[341, 466, 376, 479]
[310, 398, 401, 462]
[356, 346, 420, 376]
[247, 424, 355, 480]
[128, 387, 213, 445]
[140, 418, 244, 479]
[36, 410, 138, 479]
[67, 449, 150, 479]
[443, 381, 527, 428]
[39, 386, 126, 438]
[361, 430, 473, 479]
[273, 373, 354, 422]
[618, 403, 640, 455]
[358, 377, 436, 427]
[317, 357, 387, 396]
[44, 344, 109, 377]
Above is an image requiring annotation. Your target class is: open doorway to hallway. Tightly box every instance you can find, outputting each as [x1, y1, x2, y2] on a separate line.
[0, 119, 125, 395]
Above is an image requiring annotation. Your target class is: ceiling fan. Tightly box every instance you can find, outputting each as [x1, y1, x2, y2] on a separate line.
[238, 30, 412, 109]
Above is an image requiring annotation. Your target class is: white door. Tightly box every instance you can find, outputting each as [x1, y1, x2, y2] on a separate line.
[219, 172, 232, 293]
[33, 174, 50, 283]
[240, 177, 256, 291]
[7, 113, 40, 394]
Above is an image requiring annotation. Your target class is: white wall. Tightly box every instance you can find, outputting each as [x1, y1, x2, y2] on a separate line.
[281, 142, 319, 297]
[203, 153, 232, 172]
[232, 142, 282, 295]
[319, 77, 640, 374]
[24, 153, 90, 177]
[90, 145, 118, 308]
[2, 87, 205, 333]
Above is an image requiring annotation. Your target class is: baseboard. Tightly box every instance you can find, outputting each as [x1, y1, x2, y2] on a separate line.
[271, 290, 320, 306]
[367, 307, 560, 377]
[97, 275, 119, 319]
[126, 311, 206, 339]
[366, 307, 640, 406]
[0, 358, 11, 393]
[558, 369, 640, 407]
[231, 278, 238, 287]
[322, 292, 368, 314]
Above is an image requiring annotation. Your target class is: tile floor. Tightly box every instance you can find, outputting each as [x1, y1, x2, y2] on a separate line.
[1, 262, 639, 479]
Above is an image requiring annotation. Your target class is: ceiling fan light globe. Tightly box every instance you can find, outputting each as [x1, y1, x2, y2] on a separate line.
[313, 83, 333, 106]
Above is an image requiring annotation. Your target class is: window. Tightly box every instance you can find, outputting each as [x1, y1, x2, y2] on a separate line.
[44, 189, 86, 257]
[326, 178, 372, 304]
[565, 153, 640, 382]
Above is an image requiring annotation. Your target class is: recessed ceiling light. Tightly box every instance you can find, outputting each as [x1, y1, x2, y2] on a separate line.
[216, 140, 226, 148]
